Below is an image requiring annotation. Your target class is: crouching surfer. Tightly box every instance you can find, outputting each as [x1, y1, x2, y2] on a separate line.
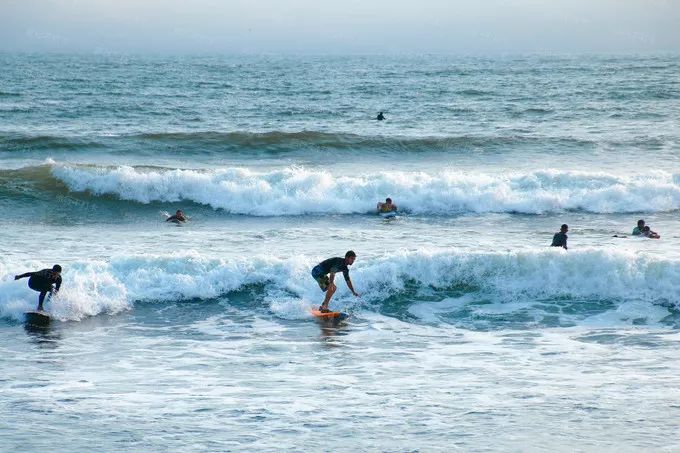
[14, 264, 62, 311]
[311, 251, 360, 313]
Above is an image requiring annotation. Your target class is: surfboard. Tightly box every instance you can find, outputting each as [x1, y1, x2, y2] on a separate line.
[310, 309, 349, 321]
[25, 310, 51, 327]
[379, 211, 398, 219]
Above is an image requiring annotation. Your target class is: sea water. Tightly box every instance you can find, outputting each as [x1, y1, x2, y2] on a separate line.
[1, 54, 680, 451]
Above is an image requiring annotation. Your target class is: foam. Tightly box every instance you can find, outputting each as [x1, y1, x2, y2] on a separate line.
[2, 248, 679, 323]
[49, 163, 680, 215]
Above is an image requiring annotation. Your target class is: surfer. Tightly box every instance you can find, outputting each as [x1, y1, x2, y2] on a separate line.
[166, 210, 187, 223]
[632, 219, 645, 236]
[377, 197, 397, 213]
[311, 251, 360, 313]
[551, 224, 568, 250]
[642, 226, 660, 239]
[376, 112, 385, 121]
[14, 264, 62, 311]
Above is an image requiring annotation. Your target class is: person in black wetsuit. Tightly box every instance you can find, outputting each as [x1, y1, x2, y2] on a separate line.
[551, 224, 568, 250]
[166, 210, 187, 223]
[311, 251, 360, 312]
[14, 264, 63, 311]
[376, 112, 385, 121]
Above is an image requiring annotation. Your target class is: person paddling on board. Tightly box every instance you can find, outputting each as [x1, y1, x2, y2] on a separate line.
[14, 264, 62, 311]
[632, 219, 645, 236]
[311, 251, 360, 313]
[376, 111, 385, 121]
[551, 224, 568, 250]
[166, 209, 187, 223]
[377, 197, 397, 213]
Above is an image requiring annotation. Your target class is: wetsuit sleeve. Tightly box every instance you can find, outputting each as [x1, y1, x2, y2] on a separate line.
[342, 268, 350, 283]
[15, 272, 34, 279]
[54, 275, 62, 291]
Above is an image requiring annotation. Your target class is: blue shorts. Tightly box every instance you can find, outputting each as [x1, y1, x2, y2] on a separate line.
[311, 265, 330, 292]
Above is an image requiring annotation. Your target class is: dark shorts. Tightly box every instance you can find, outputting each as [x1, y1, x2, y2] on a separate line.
[311, 265, 330, 292]
[28, 276, 52, 293]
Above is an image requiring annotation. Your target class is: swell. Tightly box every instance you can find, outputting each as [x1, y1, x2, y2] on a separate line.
[0, 133, 104, 151]
[0, 130, 596, 154]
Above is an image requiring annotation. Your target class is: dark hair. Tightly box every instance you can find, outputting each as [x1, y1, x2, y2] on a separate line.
[561, 224, 568, 229]
[52, 264, 62, 273]
[643, 226, 650, 231]
[386, 197, 392, 203]
[638, 219, 645, 226]
[345, 250, 356, 259]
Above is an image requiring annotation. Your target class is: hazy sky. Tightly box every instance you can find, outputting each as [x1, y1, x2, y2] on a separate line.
[1, 0, 679, 54]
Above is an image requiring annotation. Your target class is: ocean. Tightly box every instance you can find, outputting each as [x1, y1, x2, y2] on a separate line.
[1, 53, 680, 452]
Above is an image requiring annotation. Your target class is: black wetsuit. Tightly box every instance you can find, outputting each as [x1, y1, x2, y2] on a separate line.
[377, 113, 385, 121]
[551, 232, 568, 249]
[18, 269, 62, 309]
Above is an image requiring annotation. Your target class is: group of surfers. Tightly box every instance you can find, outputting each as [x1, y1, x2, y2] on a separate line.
[12, 202, 661, 315]
[551, 218, 661, 250]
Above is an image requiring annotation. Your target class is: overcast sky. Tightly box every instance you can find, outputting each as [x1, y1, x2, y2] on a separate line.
[1, 0, 679, 54]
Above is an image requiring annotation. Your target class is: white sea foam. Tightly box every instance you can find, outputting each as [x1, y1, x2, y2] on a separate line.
[1, 248, 678, 323]
[50, 164, 680, 215]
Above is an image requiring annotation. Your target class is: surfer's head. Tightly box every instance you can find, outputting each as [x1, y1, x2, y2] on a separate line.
[177, 210, 183, 215]
[637, 219, 645, 228]
[345, 250, 356, 265]
[385, 197, 392, 204]
[561, 224, 568, 233]
[52, 264, 62, 274]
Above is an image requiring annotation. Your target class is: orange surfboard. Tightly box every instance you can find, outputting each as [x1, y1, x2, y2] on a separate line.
[310, 309, 349, 321]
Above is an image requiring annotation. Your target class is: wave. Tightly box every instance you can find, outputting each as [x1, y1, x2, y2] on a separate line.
[1, 249, 678, 325]
[0, 133, 104, 151]
[43, 163, 680, 215]
[1, 130, 596, 154]
[4, 130, 674, 156]
[131, 130, 598, 153]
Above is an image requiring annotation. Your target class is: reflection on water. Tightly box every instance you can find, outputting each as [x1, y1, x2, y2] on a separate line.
[317, 317, 351, 345]
[24, 323, 61, 348]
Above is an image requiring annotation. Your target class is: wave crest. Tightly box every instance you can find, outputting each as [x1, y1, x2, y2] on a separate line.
[48, 164, 680, 215]
[1, 249, 678, 323]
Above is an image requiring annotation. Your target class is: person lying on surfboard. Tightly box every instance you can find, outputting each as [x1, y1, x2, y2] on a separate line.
[14, 264, 62, 311]
[311, 251, 360, 313]
[377, 198, 397, 213]
[166, 210, 187, 223]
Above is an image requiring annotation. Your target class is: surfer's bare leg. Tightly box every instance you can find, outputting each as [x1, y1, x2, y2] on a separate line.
[320, 282, 336, 311]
